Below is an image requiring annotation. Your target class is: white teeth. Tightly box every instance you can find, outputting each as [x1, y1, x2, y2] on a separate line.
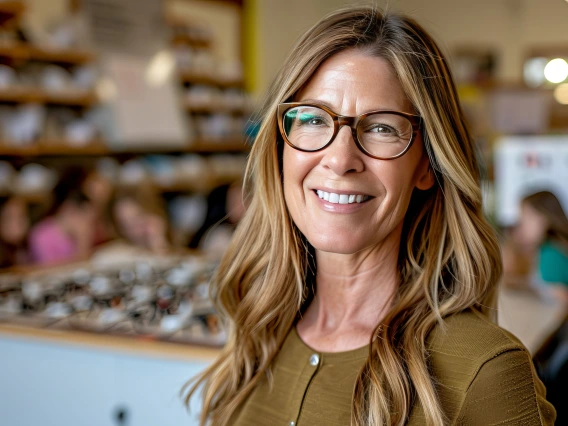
[316, 190, 369, 204]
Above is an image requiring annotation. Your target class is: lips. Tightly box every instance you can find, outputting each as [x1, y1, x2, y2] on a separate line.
[315, 190, 371, 204]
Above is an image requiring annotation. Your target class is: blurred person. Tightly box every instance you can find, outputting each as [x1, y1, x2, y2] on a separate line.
[504, 191, 568, 301]
[0, 196, 30, 268]
[184, 6, 554, 426]
[28, 188, 96, 265]
[110, 185, 170, 254]
[82, 170, 116, 245]
[188, 182, 245, 255]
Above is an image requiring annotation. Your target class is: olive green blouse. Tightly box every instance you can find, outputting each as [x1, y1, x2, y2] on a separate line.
[230, 309, 556, 425]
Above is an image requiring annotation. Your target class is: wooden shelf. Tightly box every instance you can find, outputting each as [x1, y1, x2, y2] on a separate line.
[0, 139, 249, 157]
[0, 43, 95, 65]
[180, 72, 243, 88]
[0, 141, 109, 157]
[0, 1, 24, 25]
[171, 34, 211, 49]
[29, 46, 95, 65]
[190, 138, 250, 152]
[0, 44, 28, 60]
[43, 91, 98, 107]
[0, 88, 98, 106]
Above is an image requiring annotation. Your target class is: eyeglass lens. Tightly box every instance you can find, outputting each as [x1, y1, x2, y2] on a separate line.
[282, 105, 413, 158]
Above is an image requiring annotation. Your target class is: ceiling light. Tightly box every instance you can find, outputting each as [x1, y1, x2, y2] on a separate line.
[544, 58, 568, 83]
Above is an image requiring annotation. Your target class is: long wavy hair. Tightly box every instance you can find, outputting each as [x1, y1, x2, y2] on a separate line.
[184, 6, 502, 425]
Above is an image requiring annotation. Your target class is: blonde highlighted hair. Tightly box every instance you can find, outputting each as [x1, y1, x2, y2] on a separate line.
[184, 6, 502, 425]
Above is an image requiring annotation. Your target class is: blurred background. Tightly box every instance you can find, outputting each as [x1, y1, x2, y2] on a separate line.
[0, 0, 567, 425]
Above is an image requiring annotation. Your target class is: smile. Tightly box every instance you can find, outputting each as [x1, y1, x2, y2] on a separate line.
[316, 190, 371, 204]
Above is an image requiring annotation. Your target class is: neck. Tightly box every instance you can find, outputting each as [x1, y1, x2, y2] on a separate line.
[298, 226, 401, 349]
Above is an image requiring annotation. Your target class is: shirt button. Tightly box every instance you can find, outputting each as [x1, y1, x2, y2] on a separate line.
[289, 422, 295, 426]
[309, 354, 320, 366]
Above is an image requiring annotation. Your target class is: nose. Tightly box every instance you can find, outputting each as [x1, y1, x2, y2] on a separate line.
[319, 125, 365, 175]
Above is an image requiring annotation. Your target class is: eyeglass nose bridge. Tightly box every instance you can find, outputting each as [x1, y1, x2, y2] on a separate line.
[336, 115, 357, 128]
[334, 115, 361, 146]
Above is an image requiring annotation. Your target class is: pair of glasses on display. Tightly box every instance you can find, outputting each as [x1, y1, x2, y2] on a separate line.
[277, 102, 422, 160]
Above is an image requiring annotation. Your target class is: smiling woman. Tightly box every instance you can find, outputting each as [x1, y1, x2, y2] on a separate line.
[183, 5, 556, 426]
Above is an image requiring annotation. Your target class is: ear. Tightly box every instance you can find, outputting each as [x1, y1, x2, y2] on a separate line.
[415, 160, 435, 191]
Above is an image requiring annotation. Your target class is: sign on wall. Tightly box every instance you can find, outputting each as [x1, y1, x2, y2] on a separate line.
[494, 136, 568, 226]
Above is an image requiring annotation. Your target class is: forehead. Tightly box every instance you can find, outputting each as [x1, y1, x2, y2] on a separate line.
[295, 49, 412, 114]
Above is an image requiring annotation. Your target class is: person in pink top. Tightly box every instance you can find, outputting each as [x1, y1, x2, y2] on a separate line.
[29, 189, 96, 265]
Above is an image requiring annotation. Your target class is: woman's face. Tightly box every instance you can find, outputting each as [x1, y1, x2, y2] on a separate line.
[0, 198, 28, 245]
[514, 202, 548, 248]
[283, 49, 433, 254]
[113, 198, 147, 245]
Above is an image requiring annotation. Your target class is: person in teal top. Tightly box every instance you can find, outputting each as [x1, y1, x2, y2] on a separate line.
[513, 191, 568, 299]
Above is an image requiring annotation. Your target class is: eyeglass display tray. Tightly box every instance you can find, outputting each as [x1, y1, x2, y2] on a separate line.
[0, 249, 226, 348]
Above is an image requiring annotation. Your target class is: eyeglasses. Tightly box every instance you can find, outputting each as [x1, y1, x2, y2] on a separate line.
[277, 102, 422, 160]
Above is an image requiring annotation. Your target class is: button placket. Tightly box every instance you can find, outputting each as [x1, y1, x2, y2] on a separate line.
[290, 353, 321, 426]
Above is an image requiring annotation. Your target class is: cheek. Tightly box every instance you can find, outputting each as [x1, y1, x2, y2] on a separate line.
[282, 145, 317, 212]
[373, 159, 420, 202]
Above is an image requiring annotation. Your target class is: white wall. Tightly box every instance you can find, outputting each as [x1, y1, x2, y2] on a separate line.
[254, 0, 568, 94]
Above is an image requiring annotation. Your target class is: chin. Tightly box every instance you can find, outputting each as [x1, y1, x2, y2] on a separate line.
[303, 231, 370, 255]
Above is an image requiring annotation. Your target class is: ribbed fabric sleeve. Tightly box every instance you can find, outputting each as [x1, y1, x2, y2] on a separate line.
[456, 349, 556, 425]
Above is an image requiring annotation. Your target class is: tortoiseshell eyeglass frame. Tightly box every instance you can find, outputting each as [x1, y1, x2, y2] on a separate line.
[277, 102, 422, 160]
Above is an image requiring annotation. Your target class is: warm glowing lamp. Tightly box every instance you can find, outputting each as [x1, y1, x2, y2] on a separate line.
[553, 83, 568, 105]
[544, 58, 568, 83]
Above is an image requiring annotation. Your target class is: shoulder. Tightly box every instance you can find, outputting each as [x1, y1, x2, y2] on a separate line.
[426, 308, 524, 395]
[424, 309, 556, 425]
[427, 308, 526, 383]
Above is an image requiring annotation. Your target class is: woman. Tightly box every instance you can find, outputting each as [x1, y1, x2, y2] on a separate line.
[188, 182, 245, 255]
[28, 188, 96, 265]
[504, 191, 568, 299]
[110, 185, 170, 254]
[185, 6, 555, 426]
[0, 196, 30, 268]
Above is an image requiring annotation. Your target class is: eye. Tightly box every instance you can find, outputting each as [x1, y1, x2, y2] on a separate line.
[368, 124, 397, 134]
[298, 114, 327, 126]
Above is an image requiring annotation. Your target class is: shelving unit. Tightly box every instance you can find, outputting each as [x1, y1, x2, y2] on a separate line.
[0, 0, 250, 235]
[170, 7, 252, 150]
